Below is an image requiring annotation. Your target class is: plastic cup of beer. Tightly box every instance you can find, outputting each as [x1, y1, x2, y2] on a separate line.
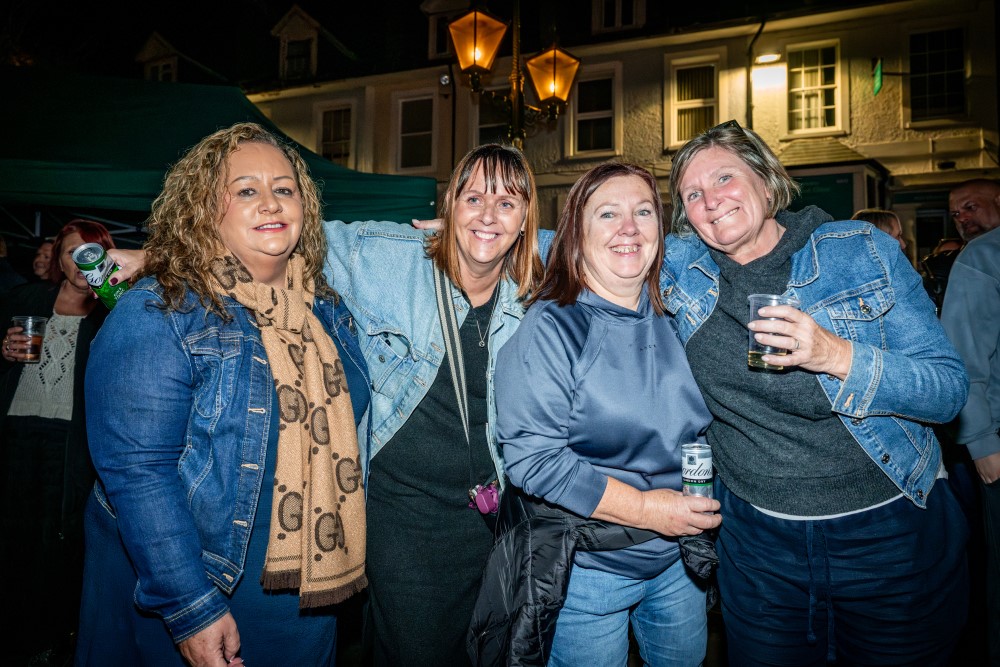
[747, 294, 800, 371]
[12, 315, 47, 363]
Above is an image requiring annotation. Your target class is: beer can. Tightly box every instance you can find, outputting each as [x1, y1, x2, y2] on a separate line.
[681, 443, 713, 498]
[72, 243, 128, 309]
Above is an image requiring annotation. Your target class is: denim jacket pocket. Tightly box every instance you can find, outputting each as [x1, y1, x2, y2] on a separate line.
[187, 329, 242, 419]
[820, 284, 893, 346]
[365, 329, 414, 399]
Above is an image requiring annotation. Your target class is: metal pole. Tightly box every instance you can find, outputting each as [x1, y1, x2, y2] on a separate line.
[508, 0, 525, 149]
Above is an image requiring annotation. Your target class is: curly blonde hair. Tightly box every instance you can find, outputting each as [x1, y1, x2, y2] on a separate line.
[142, 122, 330, 316]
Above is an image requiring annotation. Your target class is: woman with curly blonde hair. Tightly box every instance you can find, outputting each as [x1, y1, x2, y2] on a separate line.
[77, 122, 371, 667]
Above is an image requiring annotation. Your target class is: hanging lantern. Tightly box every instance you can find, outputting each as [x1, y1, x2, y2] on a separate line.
[525, 44, 581, 105]
[448, 9, 507, 75]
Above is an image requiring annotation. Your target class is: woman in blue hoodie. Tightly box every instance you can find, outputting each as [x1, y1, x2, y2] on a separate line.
[496, 162, 720, 666]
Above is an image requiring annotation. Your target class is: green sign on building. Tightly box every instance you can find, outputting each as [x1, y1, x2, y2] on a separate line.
[872, 57, 883, 96]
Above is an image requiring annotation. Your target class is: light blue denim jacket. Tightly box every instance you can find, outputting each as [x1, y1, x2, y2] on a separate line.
[323, 220, 528, 486]
[85, 277, 370, 642]
[660, 214, 969, 508]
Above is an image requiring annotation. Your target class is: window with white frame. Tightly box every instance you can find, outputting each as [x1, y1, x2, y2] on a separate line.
[568, 64, 621, 157]
[320, 106, 352, 167]
[909, 28, 965, 121]
[592, 0, 645, 33]
[787, 42, 839, 132]
[670, 61, 719, 146]
[397, 95, 436, 171]
[476, 92, 508, 146]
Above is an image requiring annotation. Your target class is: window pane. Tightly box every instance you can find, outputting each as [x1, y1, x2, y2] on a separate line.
[676, 65, 714, 101]
[603, 0, 615, 28]
[787, 45, 837, 130]
[401, 135, 432, 169]
[909, 28, 965, 120]
[321, 108, 351, 166]
[677, 107, 714, 142]
[401, 98, 433, 133]
[577, 118, 613, 151]
[621, 0, 633, 26]
[577, 78, 612, 113]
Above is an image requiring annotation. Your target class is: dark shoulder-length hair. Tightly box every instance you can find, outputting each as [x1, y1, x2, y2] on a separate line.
[48, 219, 116, 283]
[425, 143, 543, 299]
[668, 121, 799, 237]
[532, 161, 666, 315]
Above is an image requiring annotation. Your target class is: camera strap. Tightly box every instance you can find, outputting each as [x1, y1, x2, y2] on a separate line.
[433, 265, 471, 445]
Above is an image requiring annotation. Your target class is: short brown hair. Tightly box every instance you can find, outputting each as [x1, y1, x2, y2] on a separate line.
[669, 120, 799, 237]
[425, 144, 542, 299]
[852, 209, 899, 235]
[532, 162, 666, 315]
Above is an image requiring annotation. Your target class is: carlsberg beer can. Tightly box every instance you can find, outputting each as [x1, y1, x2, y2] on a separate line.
[681, 443, 713, 498]
[72, 243, 128, 309]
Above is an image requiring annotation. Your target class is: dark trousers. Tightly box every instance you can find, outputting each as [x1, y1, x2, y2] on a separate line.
[1, 416, 81, 662]
[984, 479, 1000, 666]
[716, 478, 969, 666]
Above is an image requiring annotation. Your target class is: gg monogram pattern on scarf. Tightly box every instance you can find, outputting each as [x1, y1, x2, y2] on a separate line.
[209, 255, 366, 608]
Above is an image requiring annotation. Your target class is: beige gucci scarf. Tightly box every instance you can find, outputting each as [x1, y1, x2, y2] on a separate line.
[209, 254, 366, 608]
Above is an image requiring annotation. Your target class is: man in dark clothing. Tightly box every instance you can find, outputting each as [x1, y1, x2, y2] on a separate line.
[0, 237, 27, 295]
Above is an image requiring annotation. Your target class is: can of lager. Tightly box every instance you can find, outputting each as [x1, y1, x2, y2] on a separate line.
[72, 243, 129, 309]
[681, 443, 713, 498]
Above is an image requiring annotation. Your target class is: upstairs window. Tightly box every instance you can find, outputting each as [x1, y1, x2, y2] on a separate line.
[428, 14, 457, 60]
[145, 58, 176, 82]
[282, 38, 314, 80]
[320, 107, 352, 167]
[398, 95, 435, 171]
[476, 90, 509, 146]
[909, 28, 965, 121]
[592, 0, 645, 33]
[787, 43, 839, 132]
[575, 76, 614, 153]
[673, 63, 717, 144]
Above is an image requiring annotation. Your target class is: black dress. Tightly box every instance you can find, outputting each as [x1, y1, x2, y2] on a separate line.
[365, 293, 497, 666]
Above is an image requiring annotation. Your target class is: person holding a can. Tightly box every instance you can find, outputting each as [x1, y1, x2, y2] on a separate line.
[77, 122, 370, 667]
[0, 219, 116, 664]
[495, 162, 719, 666]
[662, 120, 970, 665]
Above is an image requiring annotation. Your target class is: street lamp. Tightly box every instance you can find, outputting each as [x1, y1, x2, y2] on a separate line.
[448, 0, 580, 149]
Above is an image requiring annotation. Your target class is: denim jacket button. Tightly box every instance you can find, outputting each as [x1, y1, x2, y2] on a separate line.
[881, 453, 891, 464]
[916, 489, 924, 500]
[378, 355, 385, 363]
[851, 417, 862, 425]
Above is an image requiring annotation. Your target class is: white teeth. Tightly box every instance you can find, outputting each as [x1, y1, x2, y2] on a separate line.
[611, 245, 639, 254]
[712, 208, 737, 225]
[257, 223, 284, 230]
[473, 230, 499, 240]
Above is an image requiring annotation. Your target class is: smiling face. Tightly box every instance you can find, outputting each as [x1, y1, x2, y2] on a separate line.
[217, 142, 303, 287]
[452, 161, 526, 285]
[57, 232, 92, 293]
[33, 241, 53, 278]
[580, 175, 661, 308]
[679, 145, 780, 263]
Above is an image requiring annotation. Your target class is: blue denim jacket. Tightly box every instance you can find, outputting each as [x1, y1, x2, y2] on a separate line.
[323, 220, 528, 486]
[85, 277, 370, 642]
[660, 216, 969, 508]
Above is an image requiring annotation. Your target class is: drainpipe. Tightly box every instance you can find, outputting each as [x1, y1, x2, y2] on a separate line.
[746, 18, 766, 129]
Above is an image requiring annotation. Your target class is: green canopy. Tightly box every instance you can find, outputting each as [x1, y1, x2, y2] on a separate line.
[1, 67, 436, 240]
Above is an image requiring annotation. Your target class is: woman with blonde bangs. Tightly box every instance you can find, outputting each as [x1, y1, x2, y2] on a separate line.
[323, 143, 543, 665]
[78, 122, 371, 667]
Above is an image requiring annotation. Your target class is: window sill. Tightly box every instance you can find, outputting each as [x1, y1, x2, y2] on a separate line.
[779, 128, 848, 142]
[904, 116, 973, 130]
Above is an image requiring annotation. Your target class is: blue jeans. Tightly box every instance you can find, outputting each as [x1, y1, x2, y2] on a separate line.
[548, 558, 707, 667]
[716, 478, 969, 666]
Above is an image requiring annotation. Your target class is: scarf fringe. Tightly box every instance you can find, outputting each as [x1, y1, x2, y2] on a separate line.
[260, 570, 369, 609]
[299, 573, 369, 609]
